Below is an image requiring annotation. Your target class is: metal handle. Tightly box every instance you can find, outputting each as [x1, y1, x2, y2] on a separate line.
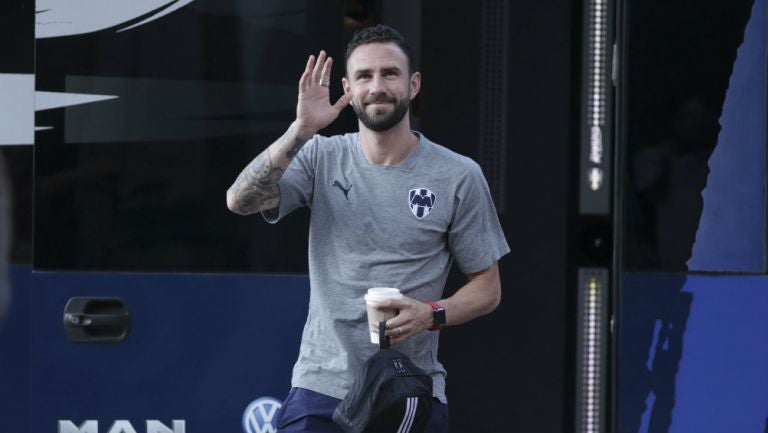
[63, 297, 131, 343]
[64, 312, 130, 328]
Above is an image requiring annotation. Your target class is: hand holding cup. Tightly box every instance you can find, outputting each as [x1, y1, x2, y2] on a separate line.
[364, 287, 403, 345]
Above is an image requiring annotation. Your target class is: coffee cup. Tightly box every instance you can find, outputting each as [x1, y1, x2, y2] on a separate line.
[364, 287, 403, 344]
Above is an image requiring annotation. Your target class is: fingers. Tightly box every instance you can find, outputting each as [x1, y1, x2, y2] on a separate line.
[384, 316, 403, 331]
[320, 56, 333, 85]
[299, 54, 314, 91]
[374, 299, 406, 310]
[368, 317, 404, 335]
[369, 320, 407, 337]
[312, 51, 327, 83]
[300, 51, 336, 91]
[385, 324, 410, 345]
[333, 93, 352, 112]
[372, 297, 432, 345]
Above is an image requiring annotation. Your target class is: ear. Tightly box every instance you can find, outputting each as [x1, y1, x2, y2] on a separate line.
[342, 77, 350, 95]
[409, 72, 421, 100]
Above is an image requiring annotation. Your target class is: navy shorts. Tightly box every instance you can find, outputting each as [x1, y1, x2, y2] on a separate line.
[275, 387, 449, 433]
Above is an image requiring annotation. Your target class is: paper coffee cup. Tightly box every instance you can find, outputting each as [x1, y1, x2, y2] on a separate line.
[364, 287, 403, 344]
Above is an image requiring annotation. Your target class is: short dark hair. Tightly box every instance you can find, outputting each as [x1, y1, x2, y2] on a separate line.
[344, 24, 416, 75]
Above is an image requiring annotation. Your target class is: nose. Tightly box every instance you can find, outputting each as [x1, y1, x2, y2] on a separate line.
[368, 74, 386, 95]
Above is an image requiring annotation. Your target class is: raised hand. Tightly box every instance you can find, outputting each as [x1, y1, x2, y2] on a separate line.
[294, 51, 352, 140]
[227, 52, 352, 215]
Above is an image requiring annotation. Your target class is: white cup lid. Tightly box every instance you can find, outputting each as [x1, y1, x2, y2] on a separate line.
[364, 287, 402, 302]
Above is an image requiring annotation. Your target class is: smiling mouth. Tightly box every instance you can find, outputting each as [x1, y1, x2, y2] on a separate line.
[364, 96, 396, 105]
[366, 100, 394, 108]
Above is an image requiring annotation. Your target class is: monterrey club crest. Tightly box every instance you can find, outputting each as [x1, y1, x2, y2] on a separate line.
[409, 188, 436, 219]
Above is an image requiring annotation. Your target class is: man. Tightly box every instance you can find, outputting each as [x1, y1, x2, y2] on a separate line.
[227, 25, 509, 433]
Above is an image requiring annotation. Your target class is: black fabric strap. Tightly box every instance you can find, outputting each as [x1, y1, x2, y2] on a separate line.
[379, 321, 390, 349]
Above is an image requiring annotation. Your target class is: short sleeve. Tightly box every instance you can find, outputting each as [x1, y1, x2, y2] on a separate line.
[262, 135, 318, 224]
[447, 162, 510, 274]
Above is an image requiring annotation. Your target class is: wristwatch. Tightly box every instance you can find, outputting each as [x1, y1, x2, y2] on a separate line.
[425, 301, 446, 331]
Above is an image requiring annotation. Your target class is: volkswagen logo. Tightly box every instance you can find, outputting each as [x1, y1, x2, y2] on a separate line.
[242, 397, 282, 433]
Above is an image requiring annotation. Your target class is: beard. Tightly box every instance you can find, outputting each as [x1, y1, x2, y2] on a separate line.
[352, 94, 410, 132]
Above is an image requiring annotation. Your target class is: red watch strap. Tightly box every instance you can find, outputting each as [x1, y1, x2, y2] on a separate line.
[425, 301, 443, 331]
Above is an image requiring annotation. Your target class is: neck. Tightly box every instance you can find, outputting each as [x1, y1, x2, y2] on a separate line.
[358, 118, 419, 166]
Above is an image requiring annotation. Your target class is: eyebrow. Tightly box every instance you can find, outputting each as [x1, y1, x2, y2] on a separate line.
[381, 66, 401, 75]
[353, 66, 402, 77]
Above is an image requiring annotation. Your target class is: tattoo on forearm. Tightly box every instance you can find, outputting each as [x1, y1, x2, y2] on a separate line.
[229, 149, 282, 214]
[286, 138, 305, 159]
[228, 134, 308, 214]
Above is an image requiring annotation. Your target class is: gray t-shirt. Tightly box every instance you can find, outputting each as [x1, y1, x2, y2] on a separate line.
[265, 131, 510, 404]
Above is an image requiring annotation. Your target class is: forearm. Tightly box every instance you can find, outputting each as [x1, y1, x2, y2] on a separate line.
[438, 262, 501, 327]
[226, 121, 311, 215]
[377, 262, 501, 344]
[227, 49, 350, 215]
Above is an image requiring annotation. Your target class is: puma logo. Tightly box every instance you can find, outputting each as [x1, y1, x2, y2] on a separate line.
[333, 180, 352, 200]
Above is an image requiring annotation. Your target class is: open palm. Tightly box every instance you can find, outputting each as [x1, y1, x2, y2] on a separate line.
[295, 51, 351, 138]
